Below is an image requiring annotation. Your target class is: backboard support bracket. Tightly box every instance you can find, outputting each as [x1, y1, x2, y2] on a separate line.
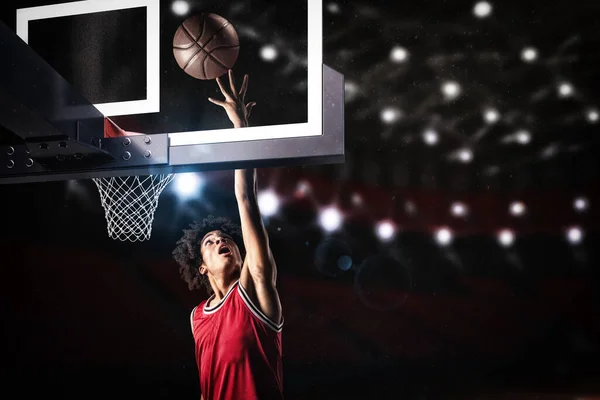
[0, 3, 344, 185]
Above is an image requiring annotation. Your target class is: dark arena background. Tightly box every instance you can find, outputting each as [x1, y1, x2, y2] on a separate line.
[1, 0, 600, 399]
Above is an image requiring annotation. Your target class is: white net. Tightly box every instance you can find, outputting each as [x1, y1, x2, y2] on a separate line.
[92, 174, 175, 242]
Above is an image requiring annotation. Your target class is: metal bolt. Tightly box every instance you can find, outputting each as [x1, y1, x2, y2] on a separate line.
[7, 146, 14, 155]
[56, 155, 65, 162]
[144, 150, 152, 158]
[122, 151, 132, 161]
[25, 158, 34, 167]
[6, 160, 14, 168]
[123, 138, 132, 146]
[144, 136, 152, 144]
[39, 143, 49, 149]
[58, 141, 68, 148]
[74, 153, 83, 160]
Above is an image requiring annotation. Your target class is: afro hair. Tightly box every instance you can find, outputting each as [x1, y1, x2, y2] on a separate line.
[172, 215, 244, 295]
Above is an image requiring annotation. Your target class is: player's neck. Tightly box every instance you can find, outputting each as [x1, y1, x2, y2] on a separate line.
[209, 274, 239, 302]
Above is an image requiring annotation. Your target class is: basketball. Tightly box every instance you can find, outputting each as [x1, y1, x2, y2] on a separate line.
[173, 13, 240, 80]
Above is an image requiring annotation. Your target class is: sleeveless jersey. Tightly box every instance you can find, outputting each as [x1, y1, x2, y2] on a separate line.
[190, 281, 284, 400]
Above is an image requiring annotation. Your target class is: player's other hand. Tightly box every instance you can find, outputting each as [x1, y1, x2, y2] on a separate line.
[208, 70, 256, 128]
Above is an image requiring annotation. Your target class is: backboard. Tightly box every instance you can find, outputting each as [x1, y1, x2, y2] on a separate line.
[0, 0, 344, 184]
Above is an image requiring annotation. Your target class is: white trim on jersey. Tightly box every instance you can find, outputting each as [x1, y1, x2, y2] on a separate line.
[237, 283, 284, 333]
[190, 305, 198, 333]
[203, 281, 239, 314]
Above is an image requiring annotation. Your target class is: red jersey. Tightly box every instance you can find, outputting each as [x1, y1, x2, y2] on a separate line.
[190, 281, 284, 400]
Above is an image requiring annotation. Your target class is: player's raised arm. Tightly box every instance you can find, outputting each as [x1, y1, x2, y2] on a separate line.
[234, 168, 276, 284]
[208, 70, 282, 325]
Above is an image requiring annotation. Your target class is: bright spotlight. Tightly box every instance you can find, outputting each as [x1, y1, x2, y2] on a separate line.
[521, 47, 538, 62]
[171, 0, 190, 16]
[473, 1, 493, 18]
[573, 197, 588, 212]
[509, 201, 526, 216]
[484, 108, 500, 124]
[435, 227, 453, 246]
[566, 226, 584, 245]
[260, 45, 278, 62]
[319, 206, 343, 233]
[458, 148, 473, 163]
[586, 108, 599, 123]
[515, 130, 531, 144]
[558, 82, 574, 98]
[390, 46, 409, 63]
[376, 220, 397, 242]
[498, 229, 515, 247]
[451, 202, 468, 217]
[173, 173, 203, 198]
[442, 81, 461, 100]
[423, 129, 439, 145]
[380, 107, 402, 124]
[257, 190, 280, 217]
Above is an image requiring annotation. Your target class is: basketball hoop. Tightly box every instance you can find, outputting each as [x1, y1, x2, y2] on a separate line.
[93, 174, 175, 242]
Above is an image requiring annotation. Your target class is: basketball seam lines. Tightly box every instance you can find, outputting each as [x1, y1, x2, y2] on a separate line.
[200, 44, 240, 78]
[173, 14, 206, 50]
[182, 14, 208, 44]
[203, 45, 238, 74]
[173, 43, 195, 50]
[180, 21, 214, 72]
[179, 20, 236, 76]
[178, 44, 239, 71]
[206, 44, 240, 66]
[208, 44, 240, 53]
[182, 48, 208, 73]
[181, 20, 227, 50]
[200, 50, 211, 79]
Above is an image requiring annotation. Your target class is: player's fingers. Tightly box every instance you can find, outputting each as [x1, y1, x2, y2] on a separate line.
[208, 97, 226, 106]
[239, 75, 249, 100]
[246, 101, 256, 118]
[228, 70, 237, 97]
[215, 77, 232, 100]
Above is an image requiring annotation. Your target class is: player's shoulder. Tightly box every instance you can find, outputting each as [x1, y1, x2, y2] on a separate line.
[190, 302, 205, 324]
[190, 300, 211, 334]
[191, 303, 200, 316]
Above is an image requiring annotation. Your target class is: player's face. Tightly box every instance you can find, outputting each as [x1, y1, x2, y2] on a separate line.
[199, 230, 242, 276]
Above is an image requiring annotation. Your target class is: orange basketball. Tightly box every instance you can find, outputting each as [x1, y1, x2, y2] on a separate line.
[172, 13, 240, 80]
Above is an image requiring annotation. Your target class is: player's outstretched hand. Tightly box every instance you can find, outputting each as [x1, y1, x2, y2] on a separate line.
[208, 69, 256, 128]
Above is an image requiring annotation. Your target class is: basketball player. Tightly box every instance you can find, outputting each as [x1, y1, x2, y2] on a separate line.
[172, 70, 284, 400]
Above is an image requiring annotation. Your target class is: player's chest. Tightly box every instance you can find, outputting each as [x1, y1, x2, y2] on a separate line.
[196, 308, 257, 360]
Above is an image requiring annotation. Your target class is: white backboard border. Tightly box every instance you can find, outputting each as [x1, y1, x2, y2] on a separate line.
[16, 0, 323, 146]
[16, 0, 161, 117]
